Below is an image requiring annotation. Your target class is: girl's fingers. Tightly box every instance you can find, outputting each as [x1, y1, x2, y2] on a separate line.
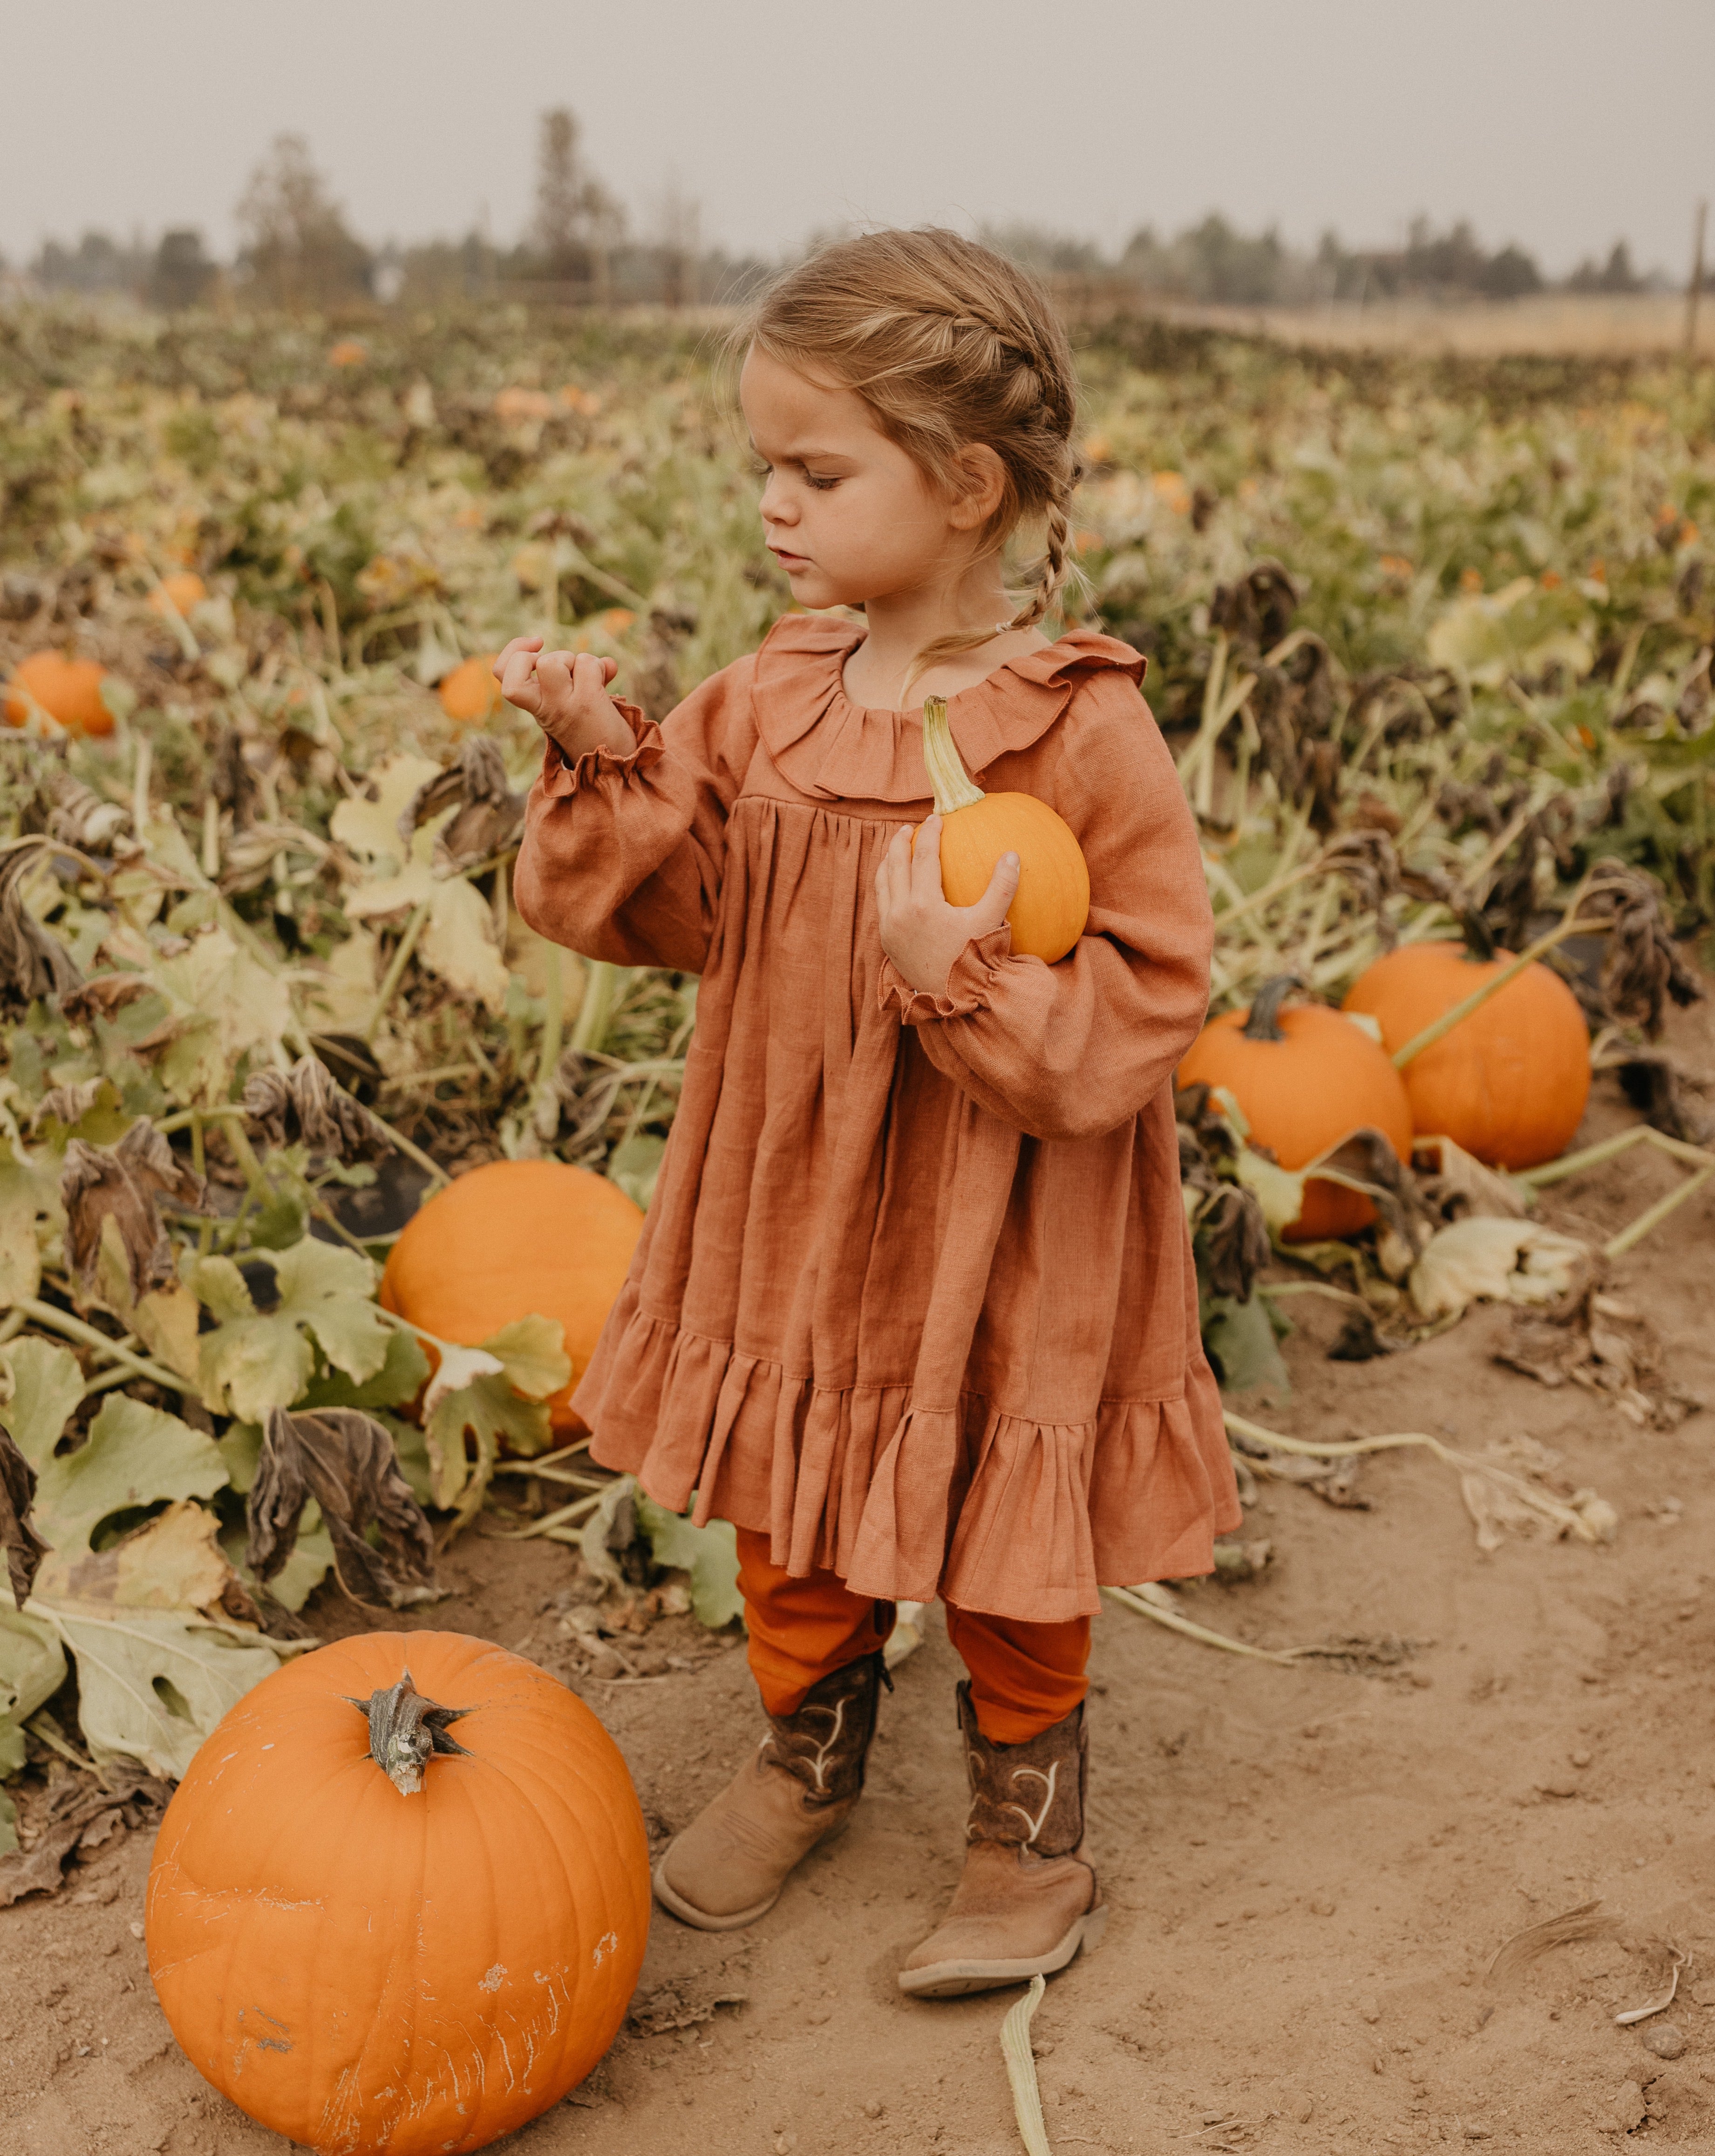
[909, 816, 944, 901]
[499, 645, 544, 708]
[966, 852, 1021, 933]
[876, 823, 911, 919]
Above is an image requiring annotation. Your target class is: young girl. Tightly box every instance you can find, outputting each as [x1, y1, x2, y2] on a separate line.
[505, 228, 1239, 2000]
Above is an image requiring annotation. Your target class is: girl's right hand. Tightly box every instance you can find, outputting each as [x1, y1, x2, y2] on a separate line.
[494, 637, 637, 761]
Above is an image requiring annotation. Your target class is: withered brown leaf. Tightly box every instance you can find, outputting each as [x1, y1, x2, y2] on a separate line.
[61, 1122, 206, 1301]
[249, 1405, 437, 1610]
[0, 840, 82, 1015]
[399, 736, 526, 873]
[244, 1053, 380, 1160]
[0, 1424, 49, 1604]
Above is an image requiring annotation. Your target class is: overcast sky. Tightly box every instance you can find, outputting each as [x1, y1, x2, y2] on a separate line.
[5, 0, 1712, 277]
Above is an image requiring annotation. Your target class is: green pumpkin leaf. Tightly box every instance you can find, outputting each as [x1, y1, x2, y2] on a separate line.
[28, 1394, 228, 1560]
[634, 1492, 743, 1630]
[28, 1602, 298, 1779]
[1201, 1290, 1291, 1397]
[480, 1315, 570, 1402]
[424, 1374, 553, 1515]
[0, 1139, 60, 1305]
[0, 1603, 68, 1725]
[196, 1235, 391, 1419]
[0, 1339, 86, 1469]
[300, 1324, 431, 1412]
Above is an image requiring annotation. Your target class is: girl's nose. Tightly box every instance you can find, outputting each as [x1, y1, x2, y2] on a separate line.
[759, 472, 795, 525]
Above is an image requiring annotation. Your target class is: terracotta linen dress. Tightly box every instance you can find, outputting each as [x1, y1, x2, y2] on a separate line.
[514, 612, 1241, 1624]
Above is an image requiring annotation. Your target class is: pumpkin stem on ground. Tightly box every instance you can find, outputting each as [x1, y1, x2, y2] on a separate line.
[350, 1671, 472, 1795]
[920, 696, 986, 817]
[1241, 973, 1302, 1041]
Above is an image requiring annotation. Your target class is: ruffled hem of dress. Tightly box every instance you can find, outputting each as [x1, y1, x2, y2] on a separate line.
[878, 927, 1011, 1024]
[536, 698, 660, 797]
[576, 1293, 1242, 1624]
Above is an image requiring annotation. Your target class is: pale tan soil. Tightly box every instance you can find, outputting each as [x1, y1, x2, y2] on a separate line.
[6, 997, 1715, 2156]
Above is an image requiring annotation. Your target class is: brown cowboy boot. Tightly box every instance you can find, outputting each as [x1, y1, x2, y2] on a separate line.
[653, 1651, 884, 1931]
[898, 1681, 1105, 1998]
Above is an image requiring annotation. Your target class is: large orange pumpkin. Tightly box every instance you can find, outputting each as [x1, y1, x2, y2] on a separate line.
[916, 693, 1090, 963]
[1343, 941, 1590, 1169]
[147, 1631, 649, 2155]
[3, 650, 113, 736]
[439, 654, 504, 723]
[380, 1159, 643, 1429]
[1177, 976, 1415, 1241]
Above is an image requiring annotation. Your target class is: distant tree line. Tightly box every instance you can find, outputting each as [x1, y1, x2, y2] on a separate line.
[6, 117, 1671, 314]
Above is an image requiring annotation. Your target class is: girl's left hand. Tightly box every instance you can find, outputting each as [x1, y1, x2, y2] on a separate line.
[875, 816, 1020, 996]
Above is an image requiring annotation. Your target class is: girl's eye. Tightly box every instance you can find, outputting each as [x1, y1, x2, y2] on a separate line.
[804, 472, 841, 491]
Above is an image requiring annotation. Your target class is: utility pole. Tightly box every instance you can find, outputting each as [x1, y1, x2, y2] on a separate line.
[1686, 200, 1707, 359]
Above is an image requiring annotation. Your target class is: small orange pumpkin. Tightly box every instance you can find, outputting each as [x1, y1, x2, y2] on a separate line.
[916, 694, 1090, 964]
[147, 571, 207, 617]
[3, 650, 113, 736]
[380, 1159, 643, 1430]
[1343, 938, 1590, 1169]
[438, 653, 504, 723]
[1177, 975, 1415, 1242]
[147, 1631, 650, 2154]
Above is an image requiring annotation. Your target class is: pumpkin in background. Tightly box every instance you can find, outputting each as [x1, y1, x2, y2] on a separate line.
[147, 1631, 649, 2155]
[381, 1159, 643, 1429]
[1177, 975, 1415, 1241]
[148, 572, 207, 618]
[1343, 940, 1589, 1169]
[3, 651, 113, 736]
[439, 653, 504, 723]
[917, 694, 1090, 964]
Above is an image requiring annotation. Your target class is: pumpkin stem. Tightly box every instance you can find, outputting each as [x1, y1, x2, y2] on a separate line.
[1241, 974, 1302, 1041]
[349, 1671, 471, 1796]
[1457, 907, 1498, 963]
[920, 696, 986, 817]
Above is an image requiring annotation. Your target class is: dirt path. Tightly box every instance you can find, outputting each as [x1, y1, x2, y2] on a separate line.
[7, 1028, 1715, 2156]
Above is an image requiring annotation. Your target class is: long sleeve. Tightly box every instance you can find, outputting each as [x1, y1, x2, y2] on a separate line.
[512, 655, 759, 972]
[878, 677, 1212, 1143]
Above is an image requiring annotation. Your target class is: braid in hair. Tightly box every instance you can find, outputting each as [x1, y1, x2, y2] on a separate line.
[742, 229, 1085, 691]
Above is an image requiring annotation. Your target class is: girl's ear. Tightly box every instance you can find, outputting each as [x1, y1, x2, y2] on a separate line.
[945, 443, 1007, 531]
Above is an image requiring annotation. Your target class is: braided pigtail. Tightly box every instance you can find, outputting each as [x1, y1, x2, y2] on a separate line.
[745, 228, 1089, 699]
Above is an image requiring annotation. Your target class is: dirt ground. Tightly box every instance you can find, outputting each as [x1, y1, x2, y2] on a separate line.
[6, 996, 1715, 2156]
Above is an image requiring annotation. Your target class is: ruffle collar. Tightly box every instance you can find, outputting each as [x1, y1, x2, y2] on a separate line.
[750, 612, 1145, 805]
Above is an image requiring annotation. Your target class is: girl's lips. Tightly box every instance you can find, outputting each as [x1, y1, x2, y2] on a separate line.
[770, 547, 809, 569]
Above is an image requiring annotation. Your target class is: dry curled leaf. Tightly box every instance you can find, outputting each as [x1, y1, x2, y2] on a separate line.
[244, 1053, 381, 1160]
[0, 1764, 172, 1908]
[0, 841, 82, 1014]
[61, 1122, 206, 1301]
[248, 1405, 438, 1610]
[1194, 1182, 1272, 1302]
[58, 973, 151, 1027]
[399, 735, 527, 873]
[1412, 1134, 1531, 1221]
[0, 1425, 49, 1604]
[1580, 859, 1703, 1038]
[27, 760, 130, 854]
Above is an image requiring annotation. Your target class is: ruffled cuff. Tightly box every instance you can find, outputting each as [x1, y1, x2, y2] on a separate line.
[537, 698, 662, 798]
[878, 926, 1012, 1024]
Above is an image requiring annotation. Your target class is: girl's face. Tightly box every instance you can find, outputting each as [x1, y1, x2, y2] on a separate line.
[740, 346, 980, 611]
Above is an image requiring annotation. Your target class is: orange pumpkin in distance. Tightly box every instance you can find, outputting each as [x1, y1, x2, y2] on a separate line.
[380, 1159, 643, 1430]
[916, 694, 1090, 963]
[148, 572, 207, 617]
[439, 653, 504, 723]
[4, 651, 113, 736]
[1343, 940, 1590, 1169]
[1177, 976, 1415, 1242]
[146, 1631, 650, 2154]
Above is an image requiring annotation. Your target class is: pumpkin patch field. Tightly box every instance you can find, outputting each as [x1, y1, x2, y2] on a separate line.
[2, 303, 1715, 2154]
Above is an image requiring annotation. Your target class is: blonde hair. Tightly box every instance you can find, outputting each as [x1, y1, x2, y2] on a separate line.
[740, 227, 1082, 692]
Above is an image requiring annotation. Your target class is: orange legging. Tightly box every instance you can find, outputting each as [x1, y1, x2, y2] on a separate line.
[735, 1529, 1089, 1745]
